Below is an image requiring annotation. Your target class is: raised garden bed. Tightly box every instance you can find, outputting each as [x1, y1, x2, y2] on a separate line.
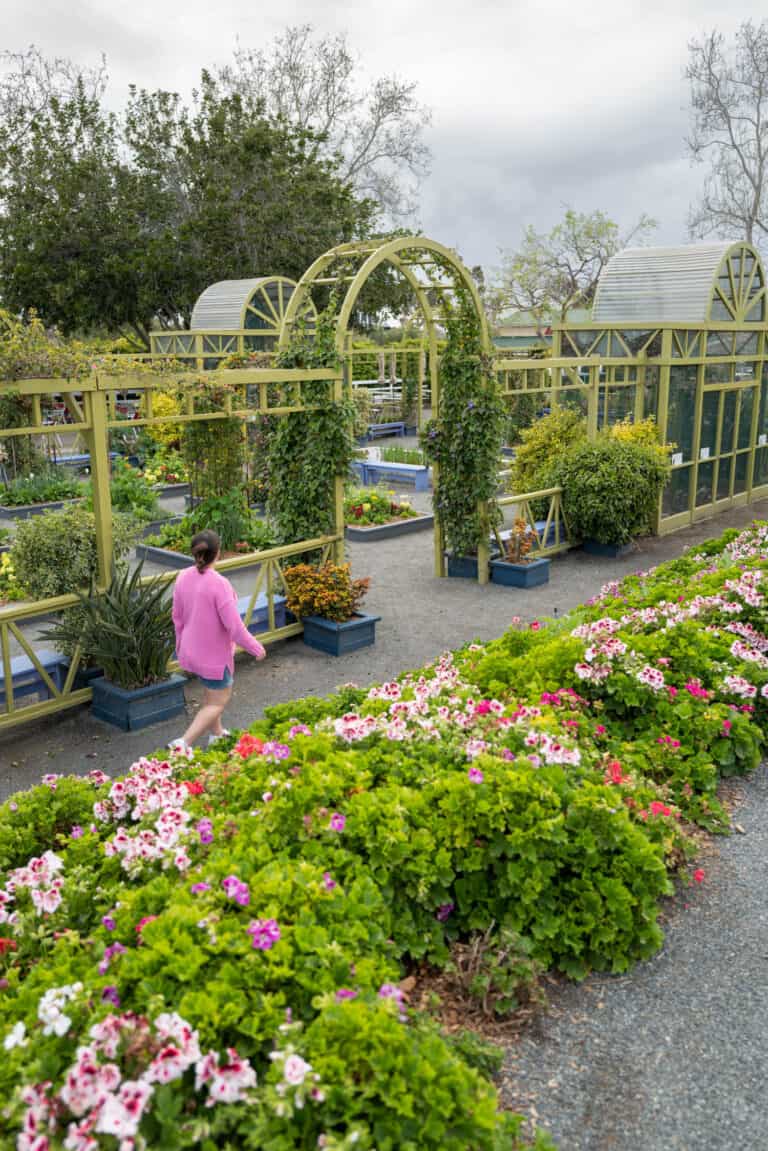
[0, 498, 82, 521]
[135, 542, 267, 570]
[140, 514, 184, 539]
[153, 481, 190, 497]
[346, 513, 434, 542]
[91, 672, 187, 731]
[490, 556, 550, 587]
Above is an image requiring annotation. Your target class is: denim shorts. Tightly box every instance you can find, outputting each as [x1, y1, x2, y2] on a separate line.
[198, 667, 234, 690]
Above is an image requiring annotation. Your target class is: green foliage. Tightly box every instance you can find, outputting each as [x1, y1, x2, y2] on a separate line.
[379, 446, 424, 465]
[345, 487, 417, 526]
[46, 561, 175, 689]
[10, 504, 135, 600]
[86, 458, 163, 523]
[0, 465, 80, 507]
[351, 388, 372, 437]
[180, 381, 246, 504]
[504, 391, 540, 447]
[551, 438, 671, 546]
[510, 408, 587, 495]
[421, 279, 505, 557]
[147, 495, 275, 555]
[269, 306, 354, 545]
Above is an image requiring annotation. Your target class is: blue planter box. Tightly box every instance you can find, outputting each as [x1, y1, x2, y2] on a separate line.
[534, 520, 567, 548]
[91, 673, 187, 731]
[491, 556, 550, 587]
[446, 554, 479, 579]
[582, 538, 633, 558]
[302, 612, 380, 655]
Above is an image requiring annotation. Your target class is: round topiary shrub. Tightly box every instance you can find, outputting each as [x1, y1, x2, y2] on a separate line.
[552, 437, 670, 546]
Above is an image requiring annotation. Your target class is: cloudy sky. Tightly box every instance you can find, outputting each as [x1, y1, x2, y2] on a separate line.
[2, 0, 766, 272]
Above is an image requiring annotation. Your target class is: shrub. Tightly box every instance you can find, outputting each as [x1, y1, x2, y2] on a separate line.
[0, 551, 23, 603]
[284, 562, 370, 622]
[11, 504, 136, 600]
[550, 438, 670, 546]
[509, 407, 587, 494]
[143, 389, 182, 449]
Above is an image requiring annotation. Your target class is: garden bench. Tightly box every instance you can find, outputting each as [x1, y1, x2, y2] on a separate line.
[0, 649, 69, 707]
[367, 421, 406, 440]
[363, 461, 430, 491]
[236, 593, 287, 635]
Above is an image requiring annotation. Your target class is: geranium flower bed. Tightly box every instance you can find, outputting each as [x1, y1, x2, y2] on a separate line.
[3, 521, 768, 1149]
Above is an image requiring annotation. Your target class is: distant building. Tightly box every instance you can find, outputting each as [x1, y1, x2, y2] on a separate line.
[493, 308, 592, 352]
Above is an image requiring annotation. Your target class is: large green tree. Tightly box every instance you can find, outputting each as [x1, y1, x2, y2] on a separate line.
[0, 65, 378, 343]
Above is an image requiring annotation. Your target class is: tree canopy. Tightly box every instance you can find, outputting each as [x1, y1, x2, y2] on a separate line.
[0, 38, 431, 344]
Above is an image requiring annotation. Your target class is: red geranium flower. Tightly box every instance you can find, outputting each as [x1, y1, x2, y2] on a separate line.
[234, 734, 264, 759]
[182, 780, 204, 795]
[0, 937, 17, 955]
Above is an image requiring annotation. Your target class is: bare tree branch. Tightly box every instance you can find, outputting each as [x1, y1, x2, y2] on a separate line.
[217, 26, 431, 223]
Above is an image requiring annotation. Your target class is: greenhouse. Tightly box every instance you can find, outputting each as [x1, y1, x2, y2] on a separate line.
[149, 276, 316, 366]
[550, 241, 768, 532]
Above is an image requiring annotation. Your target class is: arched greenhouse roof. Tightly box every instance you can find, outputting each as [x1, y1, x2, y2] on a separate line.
[190, 277, 302, 331]
[592, 242, 766, 325]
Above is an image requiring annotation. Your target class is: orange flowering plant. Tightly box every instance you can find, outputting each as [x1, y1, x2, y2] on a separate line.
[283, 562, 370, 623]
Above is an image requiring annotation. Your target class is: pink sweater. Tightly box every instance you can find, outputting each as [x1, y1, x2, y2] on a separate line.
[172, 566, 266, 679]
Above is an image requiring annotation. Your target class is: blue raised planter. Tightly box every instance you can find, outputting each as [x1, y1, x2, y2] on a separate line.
[91, 673, 187, 731]
[446, 554, 479, 579]
[302, 611, 380, 655]
[0, 497, 82, 521]
[490, 556, 550, 588]
[582, 538, 633, 558]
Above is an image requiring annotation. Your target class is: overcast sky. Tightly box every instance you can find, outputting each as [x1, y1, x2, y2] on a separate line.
[2, 0, 766, 272]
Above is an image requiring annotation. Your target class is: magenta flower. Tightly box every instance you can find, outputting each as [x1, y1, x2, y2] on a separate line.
[289, 724, 312, 737]
[101, 915, 116, 931]
[222, 876, 250, 906]
[322, 872, 336, 891]
[335, 988, 358, 1001]
[101, 985, 121, 1007]
[98, 941, 126, 975]
[70, 826, 84, 839]
[468, 767, 484, 784]
[196, 818, 214, 845]
[190, 882, 211, 895]
[329, 813, 346, 833]
[247, 918, 281, 950]
[435, 903, 454, 922]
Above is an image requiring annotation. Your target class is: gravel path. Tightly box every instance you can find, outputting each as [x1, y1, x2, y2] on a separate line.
[499, 766, 768, 1150]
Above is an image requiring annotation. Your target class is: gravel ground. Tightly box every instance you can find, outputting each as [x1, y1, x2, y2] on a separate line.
[499, 766, 768, 1150]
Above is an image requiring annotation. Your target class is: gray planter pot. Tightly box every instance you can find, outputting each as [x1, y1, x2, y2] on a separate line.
[153, 482, 190, 497]
[140, 515, 184, 539]
[302, 611, 380, 655]
[345, 514, 433, 542]
[135, 543, 194, 569]
[91, 672, 187, 731]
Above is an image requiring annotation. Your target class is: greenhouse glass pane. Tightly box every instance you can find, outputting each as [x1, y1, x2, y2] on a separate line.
[707, 331, 733, 356]
[718, 274, 734, 300]
[700, 391, 719, 455]
[668, 367, 697, 460]
[754, 447, 768, 485]
[643, 332, 662, 358]
[644, 380, 658, 421]
[619, 330, 653, 354]
[606, 386, 635, 425]
[736, 331, 759, 354]
[716, 458, 732, 501]
[734, 361, 756, 381]
[705, 363, 731, 384]
[710, 297, 733, 322]
[569, 330, 598, 354]
[609, 333, 628, 357]
[685, 331, 703, 357]
[695, 462, 714, 506]
[721, 391, 736, 454]
[244, 306, 270, 330]
[562, 332, 581, 355]
[244, 335, 270, 351]
[745, 297, 765, 321]
[662, 467, 691, 516]
[734, 452, 749, 493]
[738, 388, 755, 449]
[560, 389, 587, 416]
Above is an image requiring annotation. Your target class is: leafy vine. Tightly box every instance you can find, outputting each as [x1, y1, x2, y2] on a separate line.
[421, 275, 505, 557]
[268, 302, 355, 544]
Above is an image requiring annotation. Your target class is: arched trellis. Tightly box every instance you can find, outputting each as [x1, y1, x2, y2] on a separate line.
[279, 236, 493, 578]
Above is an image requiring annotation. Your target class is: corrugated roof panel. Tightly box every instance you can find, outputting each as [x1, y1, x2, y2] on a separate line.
[592, 243, 736, 324]
[190, 279, 270, 330]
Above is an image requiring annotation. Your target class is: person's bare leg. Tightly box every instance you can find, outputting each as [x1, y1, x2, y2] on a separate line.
[181, 685, 233, 746]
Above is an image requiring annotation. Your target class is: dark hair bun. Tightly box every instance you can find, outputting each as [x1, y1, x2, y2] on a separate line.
[191, 529, 220, 571]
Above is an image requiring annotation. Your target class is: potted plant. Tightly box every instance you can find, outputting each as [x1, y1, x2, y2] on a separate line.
[283, 561, 380, 655]
[47, 562, 184, 730]
[490, 517, 551, 588]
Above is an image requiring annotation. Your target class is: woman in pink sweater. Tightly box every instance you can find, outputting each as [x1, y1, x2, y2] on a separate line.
[170, 529, 266, 750]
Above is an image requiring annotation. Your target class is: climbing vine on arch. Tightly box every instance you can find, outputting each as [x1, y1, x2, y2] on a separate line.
[421, 276, 505, 558]
[268, 301, 354, 545]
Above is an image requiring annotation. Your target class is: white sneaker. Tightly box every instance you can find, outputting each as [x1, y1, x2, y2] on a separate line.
[207, 729, 230, 747]
[168, 738, 190, 754]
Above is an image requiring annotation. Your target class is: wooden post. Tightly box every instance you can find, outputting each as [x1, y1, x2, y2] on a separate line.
[85, 382, 114, 589]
